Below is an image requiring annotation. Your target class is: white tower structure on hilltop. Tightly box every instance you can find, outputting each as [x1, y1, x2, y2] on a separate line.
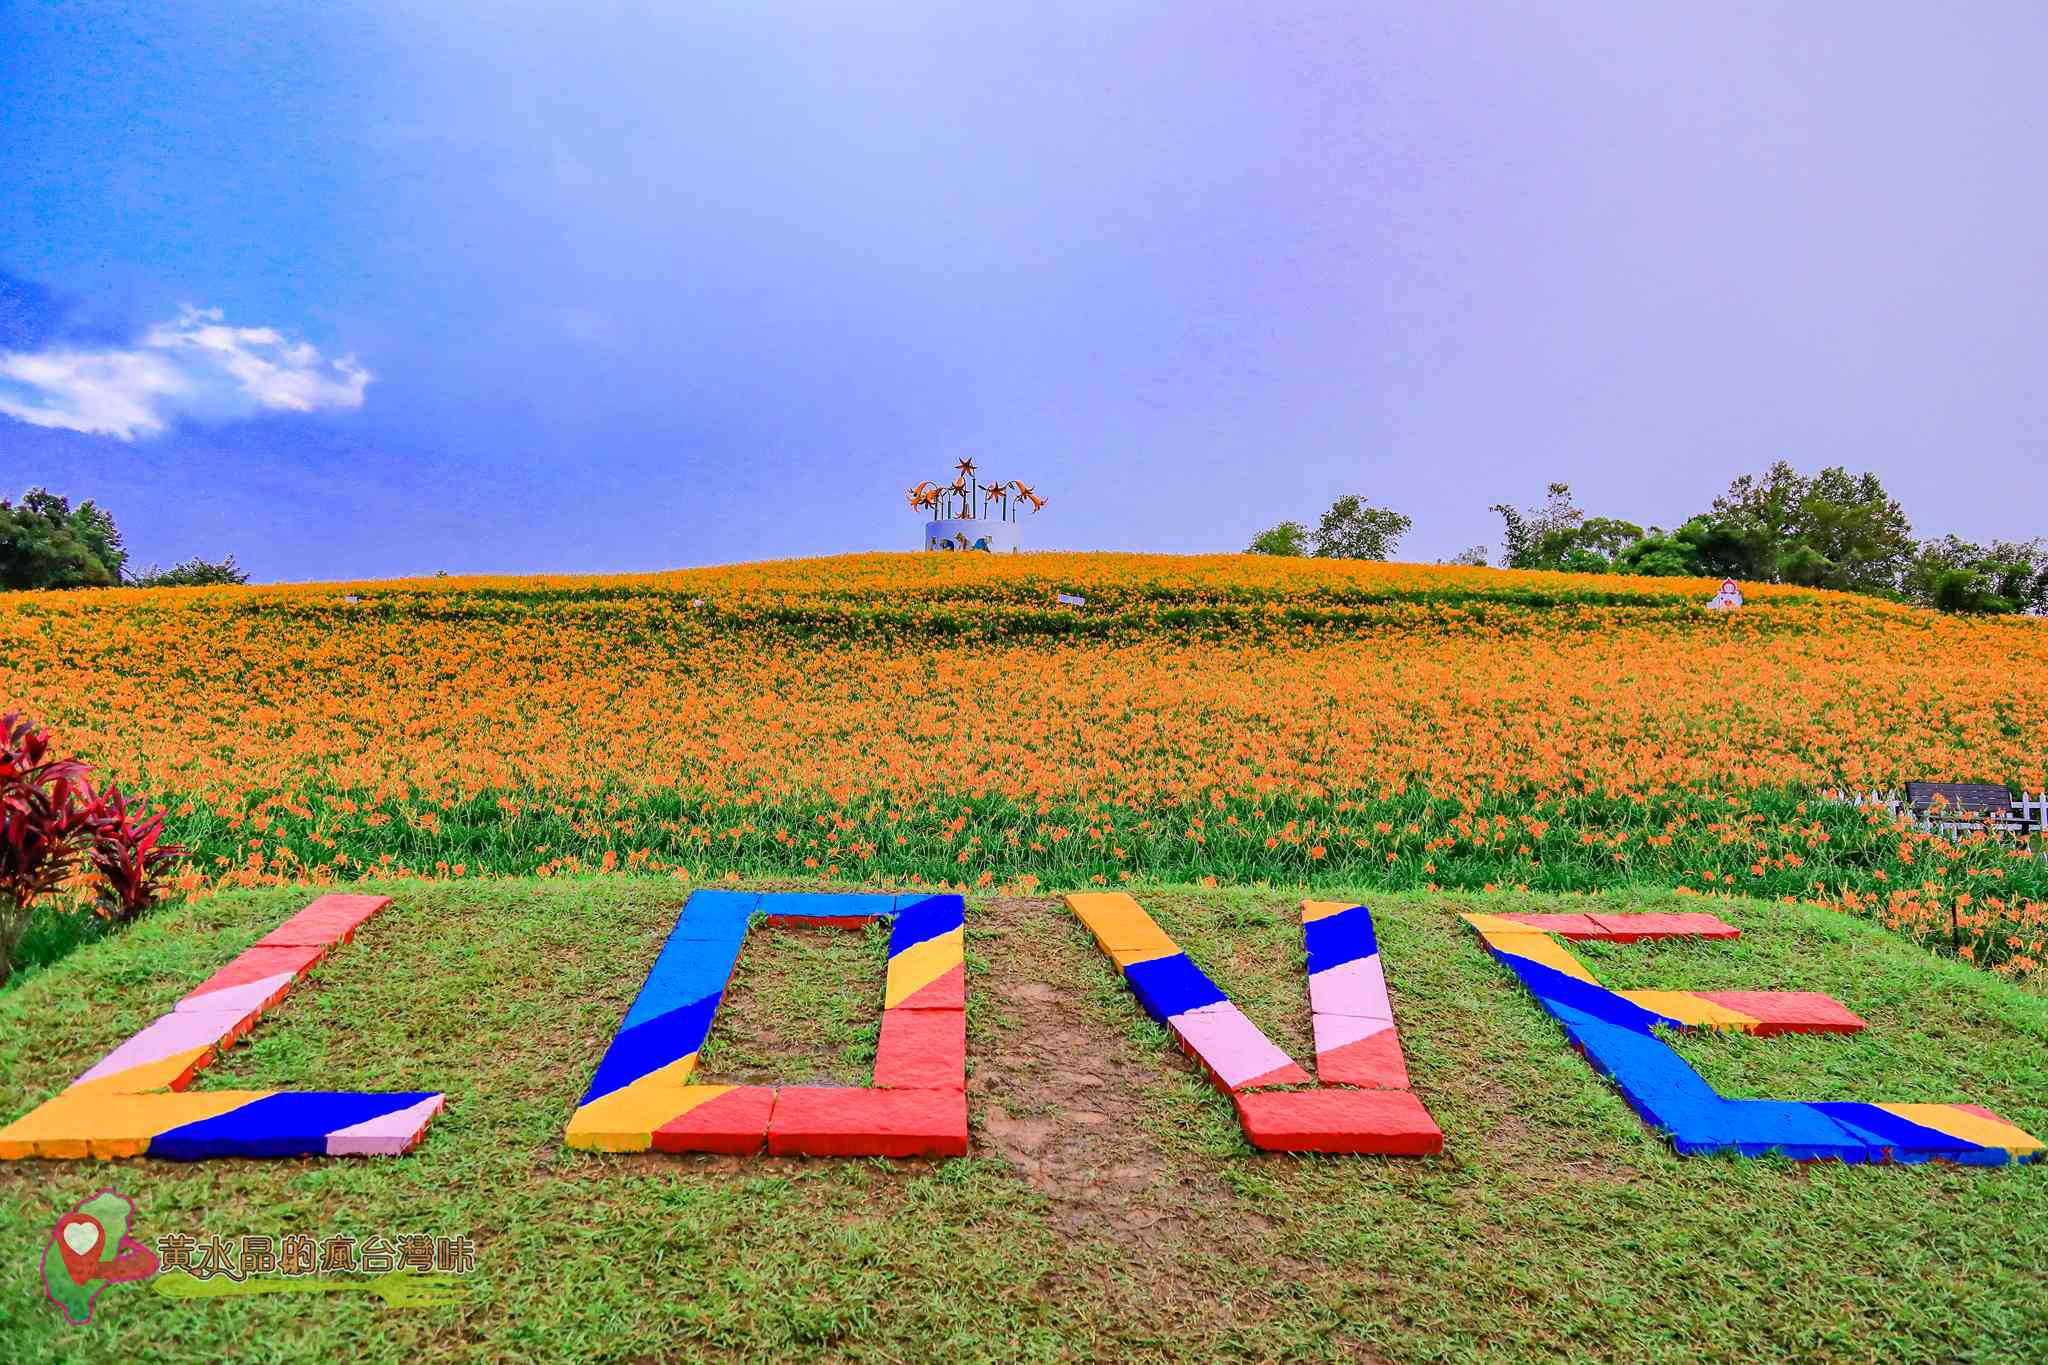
[907, 459, 1042, 552]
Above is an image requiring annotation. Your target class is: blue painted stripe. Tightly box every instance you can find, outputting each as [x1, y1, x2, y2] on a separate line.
[1121, 952, 1229, 1023]
[1548, 1002, 1759, 1154]
[1709, 1100, 1877, 1161]
[580, 991, 722, 1104]
[1496, 951, 1681, 1033]
[1937, 1146, 2013, 1167]
[151, 1093, 437, 1161]
[1551, 1003, 1721, 1110]
[1808, 1102, 1993, 1163]
[1303, 905, 1376, 974]
[672, 890, 760, 938]
[1556, 1004, 1885, 1161]
[888, 895, 965, 956]
[621, 930, 745, 1032]
[758, 892, 896, 919]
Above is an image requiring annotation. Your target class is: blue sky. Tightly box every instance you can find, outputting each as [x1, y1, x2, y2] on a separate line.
[4, 3, 2045, 580]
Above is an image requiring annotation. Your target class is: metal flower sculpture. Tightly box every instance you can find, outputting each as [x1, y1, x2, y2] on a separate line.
[906, 465, 1045, 523]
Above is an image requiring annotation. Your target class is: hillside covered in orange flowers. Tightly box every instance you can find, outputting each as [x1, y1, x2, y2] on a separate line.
[4, 554, 2045, 974]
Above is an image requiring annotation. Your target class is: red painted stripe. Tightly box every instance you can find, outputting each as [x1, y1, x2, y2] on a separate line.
[873, 1009, 966, 1090]
[767, 1087, 967, 1157]
[181, 943, 327, 999]
[894, 963, 965, 1011]
[1587, 912, 1740, 942]
[1233, 1088, 1443, 1154]
[1693, 991, 1865, 1035]
[651, 1088, 777, 1155]
[1318, 1028, 1412, 1089]
[256, 894, 393, 948]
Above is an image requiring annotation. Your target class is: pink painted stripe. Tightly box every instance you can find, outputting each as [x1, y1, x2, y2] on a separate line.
[74, 1010, 244, 1086]
[174, 972, 296, 1019]
[325, 1094, 447, 1156]
[1587, 912, 1740, 941]
[1307, 954, 1393, 1020]
[1169, 1002, 1305, 1090]
[1241, 1059, 1314, 1088]
[1311, 1011, 1394, 1056]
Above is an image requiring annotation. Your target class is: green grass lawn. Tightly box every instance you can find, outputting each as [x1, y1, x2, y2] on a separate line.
[0, 879, 2043, 1362]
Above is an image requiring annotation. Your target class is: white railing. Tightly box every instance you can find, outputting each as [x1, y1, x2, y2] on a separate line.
[2018, 790, 2048, 830]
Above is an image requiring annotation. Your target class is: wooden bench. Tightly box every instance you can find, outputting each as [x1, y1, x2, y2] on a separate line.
[1904, 781, 2039, 836]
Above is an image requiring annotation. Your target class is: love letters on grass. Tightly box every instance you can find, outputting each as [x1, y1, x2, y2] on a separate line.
[1, 891, 2039, 1166]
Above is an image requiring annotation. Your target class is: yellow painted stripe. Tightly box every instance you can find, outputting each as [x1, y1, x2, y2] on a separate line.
[1477, 930, 1602, 985]
[1879, 1104, 2046, 1155]
[1463, 913, 1536, 935]
[1617, 991, 1761, 1032]
[884, 927, 964, 1008]
[1065, 891, 1141, 918]
[1065, 892, 1178, 959]
[64, 1046, 219, 1098]
[567, 1076, 732, 1153]
[0, 1089, 273, 1161]
[1468, 902, 1604, 985]
[1301, 899, 1357, 924]
[565, 1053, 702, 1151]
[1109, 944, 1179, 968]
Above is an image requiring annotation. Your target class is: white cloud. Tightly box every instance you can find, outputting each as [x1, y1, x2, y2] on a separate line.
[0, 306, 371, 439]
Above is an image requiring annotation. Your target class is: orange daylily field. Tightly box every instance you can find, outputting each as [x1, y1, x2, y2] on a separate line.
[4, 553, 2046, 976]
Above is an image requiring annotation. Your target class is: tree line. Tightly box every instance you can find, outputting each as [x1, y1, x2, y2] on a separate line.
[11, 468, 2044, 613]
[1, 487, 247, 590]
[1250, 462, 2048, 615]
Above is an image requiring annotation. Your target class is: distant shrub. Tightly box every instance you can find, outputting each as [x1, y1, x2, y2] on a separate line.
[1313, 495, 1411, 561]
[129, 554, 250, 588]
[1247, 521, 1309, 556]
[1902, 536, 2048, 615]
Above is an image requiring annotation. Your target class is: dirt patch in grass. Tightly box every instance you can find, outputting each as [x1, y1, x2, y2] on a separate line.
[964, 897, 1221, 1246]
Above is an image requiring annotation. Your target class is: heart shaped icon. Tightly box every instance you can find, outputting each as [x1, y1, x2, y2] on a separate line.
[54, 1213, 108, 1285]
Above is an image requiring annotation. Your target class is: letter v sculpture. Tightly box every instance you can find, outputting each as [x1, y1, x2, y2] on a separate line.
[1066, 893, 1443, 1154]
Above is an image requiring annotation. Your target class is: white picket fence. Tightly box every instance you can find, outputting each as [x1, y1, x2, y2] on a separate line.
[1828, 789, 2048, 848]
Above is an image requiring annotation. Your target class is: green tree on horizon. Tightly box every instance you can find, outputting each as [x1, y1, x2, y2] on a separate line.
[2, 486, 252, 591]
[1901, 535, 2048, 615]
[1246, 520, 1310, 556]
[1312, 494, 1411, 560]
[0, 487, 127, 589]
